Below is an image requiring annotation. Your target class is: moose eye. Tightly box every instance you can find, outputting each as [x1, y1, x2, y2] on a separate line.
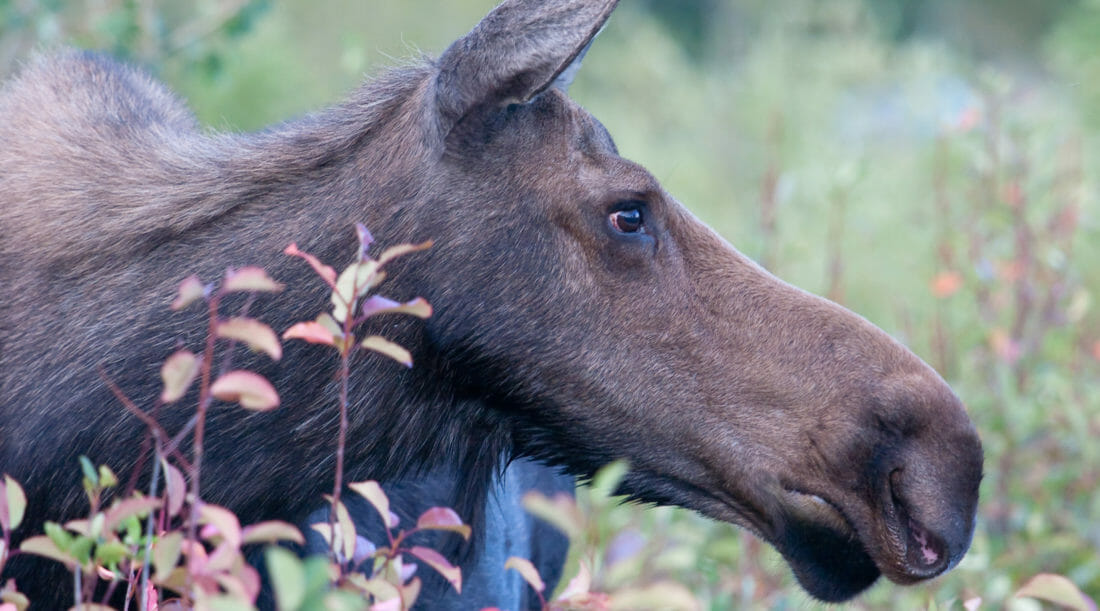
[609, 207, 644, 234]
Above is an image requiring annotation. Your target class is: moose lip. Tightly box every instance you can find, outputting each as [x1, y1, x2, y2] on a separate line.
[778, 486, 954, 601]
[777, 488, 882, 601]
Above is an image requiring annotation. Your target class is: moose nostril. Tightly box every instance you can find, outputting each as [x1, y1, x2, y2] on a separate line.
[905, 516, 946, 572]
[889, 469, 950, 577]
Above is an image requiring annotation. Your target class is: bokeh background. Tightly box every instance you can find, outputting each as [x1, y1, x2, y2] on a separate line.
[3, 1, 1099, 608]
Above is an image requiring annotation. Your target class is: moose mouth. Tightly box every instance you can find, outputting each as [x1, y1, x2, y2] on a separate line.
[778, 486, 951, 602]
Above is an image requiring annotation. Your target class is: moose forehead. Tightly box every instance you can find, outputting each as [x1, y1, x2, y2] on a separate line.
[452, 89, 621, 168]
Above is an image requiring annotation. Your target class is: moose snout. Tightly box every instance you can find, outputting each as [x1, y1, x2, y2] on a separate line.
[868, 382, 983, 584]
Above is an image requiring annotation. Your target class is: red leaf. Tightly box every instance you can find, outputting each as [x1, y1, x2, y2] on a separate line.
[408, 546, 462, 594]
[282, 321, 336, 346]
[930, 270, 963, 299]
[285, 243, 337, 287]
[210, 371, 280, 411]
[416, 507, 471, 540]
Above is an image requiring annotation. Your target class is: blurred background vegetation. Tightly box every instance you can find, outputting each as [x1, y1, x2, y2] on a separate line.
[3, 0, 1099, 608]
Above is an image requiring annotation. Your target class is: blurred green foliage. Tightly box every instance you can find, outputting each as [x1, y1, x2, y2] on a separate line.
[3, 0, 1099, 609]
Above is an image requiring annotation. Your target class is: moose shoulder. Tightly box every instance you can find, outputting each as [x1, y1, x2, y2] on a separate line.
[0, 0, 982, 607]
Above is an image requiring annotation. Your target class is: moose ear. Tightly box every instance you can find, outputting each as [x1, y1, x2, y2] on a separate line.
[435, 0, 619, 129]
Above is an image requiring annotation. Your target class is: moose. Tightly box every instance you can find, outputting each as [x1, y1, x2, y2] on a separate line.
[0, 0, 983, 607]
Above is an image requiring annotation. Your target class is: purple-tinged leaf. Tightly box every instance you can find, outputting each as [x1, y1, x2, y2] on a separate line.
[217, 318, 282, 361]
[160, 350, 199, 404]
[348, 481, 394, 529]
[171, 275, 206, 311]
[210, 371, 280, 411]
[223, 267, 283, 294]
[285, 243, 337, 287]
[199, 503, 242, 549]
[163, 460, 186, 518]
[103, 496, 161, 532]
[504, 556, 544, 594]
[361, 296, 433, 320]
[356, 223, 374, 259]
[360, 336, 413, 368]
[408, 546, 462, 594]
[416, 507, 470, 541]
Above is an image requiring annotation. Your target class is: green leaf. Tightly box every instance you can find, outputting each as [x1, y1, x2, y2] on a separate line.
[222, 266, 283, 293]
[415, 507, 471, 541]
[160, 350, 200, 404]
[217, 317, 282, 360]
[210, 370, 280, 411]
[171, 275, 206, 310]
[68, 535, 94, 565]
[43, 521, 73, 553]
[505, 556, 545, 594]
[521, 491, 583, 540]
[79, 456, 98, 489]
[590, 460, 630, 501]
[266, 547, 306, 611]
[1, 474, 26, 531]
[608, 581, 699, 610]
[153, 531, 183, 582]
[348, 481, 394, 529]
[94, 541, 129, 567]
[1015, 573, 1097, 611]
[97, 465, 118, 489]
[360, 335, 413, 368]
[408, 546, 462, 594]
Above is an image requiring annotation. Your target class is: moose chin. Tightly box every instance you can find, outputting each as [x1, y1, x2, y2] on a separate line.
[0, 0, 982, 608]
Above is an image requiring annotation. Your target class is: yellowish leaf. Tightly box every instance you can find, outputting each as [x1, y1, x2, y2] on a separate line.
[210, 371, 280, 411]
[223, 267, 283, 293]
[160, 350, 199, 404]
[217, 318, 282, 360]
[505, 556, 544, 593]
[360, 336, 412, 368]
[171, 275, 206, 310]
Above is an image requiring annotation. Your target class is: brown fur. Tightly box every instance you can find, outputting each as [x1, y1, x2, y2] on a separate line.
[0, 0, 981, 606]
